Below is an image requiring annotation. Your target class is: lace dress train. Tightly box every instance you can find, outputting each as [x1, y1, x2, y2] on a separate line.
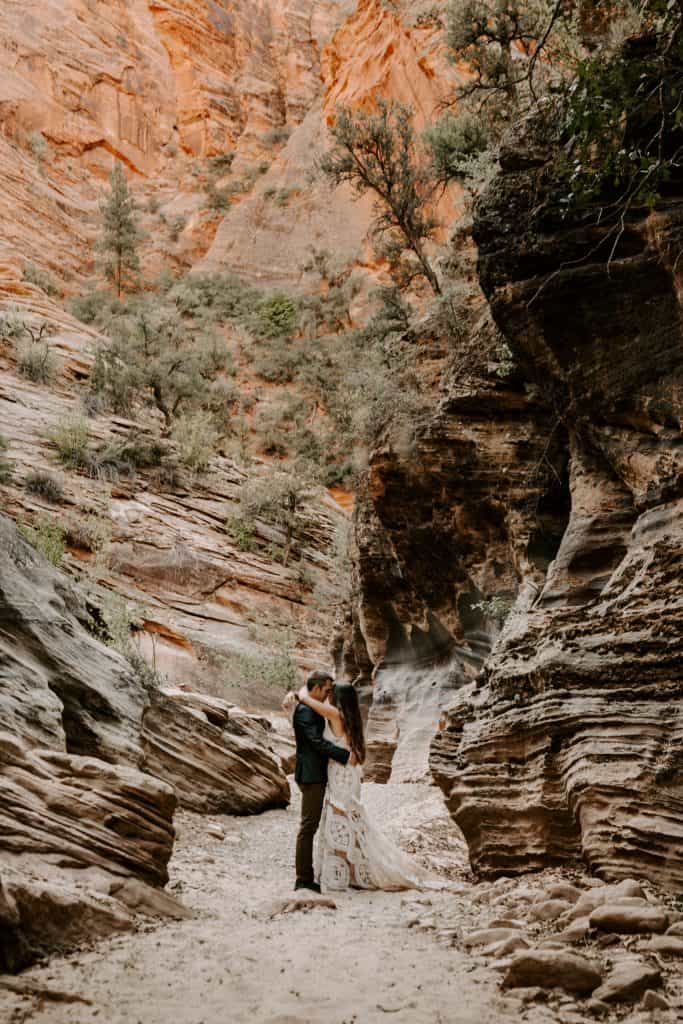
[314, 723, 445, 893]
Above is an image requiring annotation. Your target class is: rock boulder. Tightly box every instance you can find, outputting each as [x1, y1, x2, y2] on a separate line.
[140, 688, 290, 813]
[503, 949, 602, 995]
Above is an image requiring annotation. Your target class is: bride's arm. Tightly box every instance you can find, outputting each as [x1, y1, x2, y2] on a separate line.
[297, 685, 342, 725]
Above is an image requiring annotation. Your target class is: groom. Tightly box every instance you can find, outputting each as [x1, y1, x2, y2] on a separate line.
[293, 669, 352, 893]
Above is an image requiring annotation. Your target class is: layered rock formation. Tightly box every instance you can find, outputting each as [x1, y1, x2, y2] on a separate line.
[0, 734, 177, 972]
[1, 0, 404, 692]
[0, 513, 290, 969]
[431, 138, 683, 888]
[0, 0, 460, 699]
[347, 331, 570, 779]
[201, 0, 457, 289]
[0, 0, 349, 277]
[0, 366, 345, 696]
[0, 508, 145, 761]
[141, 688, 290, 813]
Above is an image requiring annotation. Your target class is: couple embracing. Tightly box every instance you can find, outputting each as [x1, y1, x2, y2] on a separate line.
[287, 669, 444, 895]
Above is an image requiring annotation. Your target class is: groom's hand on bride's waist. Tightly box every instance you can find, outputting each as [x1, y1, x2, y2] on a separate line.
[349, 751, 358, 766]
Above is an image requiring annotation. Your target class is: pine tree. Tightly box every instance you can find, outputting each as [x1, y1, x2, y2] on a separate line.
[99, 162, 140, 298]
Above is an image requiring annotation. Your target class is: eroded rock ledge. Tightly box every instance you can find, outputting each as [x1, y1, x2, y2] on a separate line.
[431, 136, 683, 888]
[0, 514, 289, 970]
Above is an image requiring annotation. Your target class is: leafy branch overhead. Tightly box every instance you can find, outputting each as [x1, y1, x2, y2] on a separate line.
[431, 0, 683, 217]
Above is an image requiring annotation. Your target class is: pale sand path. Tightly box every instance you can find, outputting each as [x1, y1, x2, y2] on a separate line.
[1, 784, 517, 1024]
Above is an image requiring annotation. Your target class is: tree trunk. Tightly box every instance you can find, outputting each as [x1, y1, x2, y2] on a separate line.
[411, 238, 441, 295]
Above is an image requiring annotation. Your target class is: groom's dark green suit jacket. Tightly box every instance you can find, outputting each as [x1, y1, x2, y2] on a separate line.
[293, 703, 350, 784]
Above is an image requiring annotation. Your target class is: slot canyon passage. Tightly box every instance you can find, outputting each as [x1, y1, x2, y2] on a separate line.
[1, 0, 683, 1022]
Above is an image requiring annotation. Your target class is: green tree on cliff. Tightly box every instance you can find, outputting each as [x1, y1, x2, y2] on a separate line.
[434, 0, 683, 215]
[99, 161, 140, 298]
[320, 101, 442, 294]
[428, 0, 566, 189]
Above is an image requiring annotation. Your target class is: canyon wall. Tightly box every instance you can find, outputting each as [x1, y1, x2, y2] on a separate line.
[0, 511, 290, 970]
[0, 0, 454, 696]
[430, 138, 683, 888]
[344, 305, 571, 779]
[0, 0, 366, 693]
[200, 0, 456, 289]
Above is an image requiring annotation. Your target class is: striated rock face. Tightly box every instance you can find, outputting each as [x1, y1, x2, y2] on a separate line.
[0, 513, 172, 968]
[0, 0, 354, 298]
[431, 140, 683, 888]
[0, 731, 178, 973]
[0, 512, 146, 762]
[0, 370, 345, 696]
[348, 345, 569, 780]
[0, 0, 453, 699]
[0, 513, 289, 968]
[141, 688, 290, 814]
[0, 733, 175, 886]
[321, 0, 447, 121]
[201, 0, 457, 289]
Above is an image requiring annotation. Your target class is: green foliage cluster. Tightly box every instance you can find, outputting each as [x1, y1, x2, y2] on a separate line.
[170, 272, 260, 322]
[0, 435, 13, 485]
[0, 309, 58, 383]
[205, 180, 233, 211]
[473, 595, 513, 625]
[251, 292, 298, 340]
[68, 288, 120, 325]
[89, 296, 233, 439]
[69, 141, 438, 490]
[243, 342, 294, 386]
[228, 469, 309, 565]
[23, 262, 61, 298]
[233, 278, 427, 483]
[299, 248, 360, 337]
[0, 304, 26, 341]
[560, 6, 683, 211]
[20, 514, 66, 566]
[171, 410, 219, 472]
[17, 336, 56, 384]
[64, 513, 112, 555]
[49, 414, 91, 469]
[27, 131, 47, 161]
[433, 0, 683, 217]
[321, 101, 442, 293]
[196, 629, 298, 700]
[226, 514, 257, 552]
[207, 153, 235, 174]
[98, 593, 161, 689]
[24, 469, 65, 504]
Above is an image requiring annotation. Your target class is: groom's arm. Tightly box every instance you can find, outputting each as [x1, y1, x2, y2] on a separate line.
[297, 706, 350, 765]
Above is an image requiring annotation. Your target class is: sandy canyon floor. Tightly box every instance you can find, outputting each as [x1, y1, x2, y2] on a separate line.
[1, 784, 679, 1024]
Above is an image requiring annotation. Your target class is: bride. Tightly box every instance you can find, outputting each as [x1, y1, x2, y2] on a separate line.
[290, 680, 445, 894]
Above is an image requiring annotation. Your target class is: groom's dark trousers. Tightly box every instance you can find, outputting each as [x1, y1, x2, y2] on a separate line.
[293, 703, 350, 885]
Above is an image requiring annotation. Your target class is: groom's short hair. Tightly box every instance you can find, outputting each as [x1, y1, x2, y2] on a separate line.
[306, 669, 333, 691]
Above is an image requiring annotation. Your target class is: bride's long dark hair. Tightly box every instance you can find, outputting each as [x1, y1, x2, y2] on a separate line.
[332, 683, 365, 765]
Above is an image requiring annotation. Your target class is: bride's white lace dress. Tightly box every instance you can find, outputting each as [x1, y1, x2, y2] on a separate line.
[314, 722, 444, 893]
